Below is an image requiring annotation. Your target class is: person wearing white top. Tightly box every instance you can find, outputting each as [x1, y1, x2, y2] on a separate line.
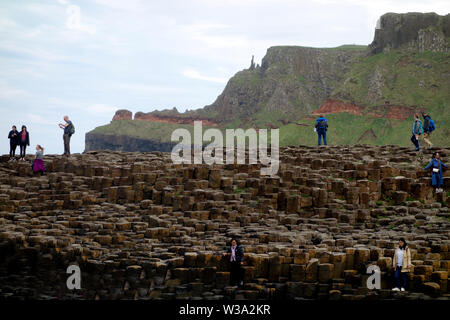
[392, 238, 412, 292]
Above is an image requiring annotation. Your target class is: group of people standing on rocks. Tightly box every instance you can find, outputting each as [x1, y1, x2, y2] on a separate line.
[7, 116, 75, 174]
[314, 111, 436, 151]
[7, 125, 29, 161]
[314, 112, 446, 193]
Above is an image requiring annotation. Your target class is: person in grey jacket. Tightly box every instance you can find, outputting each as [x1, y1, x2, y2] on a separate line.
[59, 115, 74, 156]
[32, 145, 46, 174]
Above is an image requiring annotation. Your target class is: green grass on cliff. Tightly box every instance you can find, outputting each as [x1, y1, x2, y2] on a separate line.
[279, 112, 449, 147]
[95, 111, 448, 149]
[333, 50, 450, 109]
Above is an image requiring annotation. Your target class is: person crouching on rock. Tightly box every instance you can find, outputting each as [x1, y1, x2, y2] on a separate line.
[223, 238, 244, 287]
[424, 152, 448, 193]
[32, 145, 46, 175]
[392, 238, 412, 292]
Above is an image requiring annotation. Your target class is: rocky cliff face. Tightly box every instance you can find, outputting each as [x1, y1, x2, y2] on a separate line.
[198, 45, 366, 126]
[369, 12, 450, 54]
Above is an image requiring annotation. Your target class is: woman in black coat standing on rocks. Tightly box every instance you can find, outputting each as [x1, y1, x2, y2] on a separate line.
[8, 125, 19, 159]
[223, 238, 245, 287]
[19, 125, 30, 161]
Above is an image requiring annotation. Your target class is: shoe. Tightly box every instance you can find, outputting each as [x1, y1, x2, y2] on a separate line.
[401, 288, 405, 292]
[392, 287, 400, 291]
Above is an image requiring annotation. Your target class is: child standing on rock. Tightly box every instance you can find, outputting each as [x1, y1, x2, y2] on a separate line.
[424, 152, 447, 193]
[32, 145, 46, 175]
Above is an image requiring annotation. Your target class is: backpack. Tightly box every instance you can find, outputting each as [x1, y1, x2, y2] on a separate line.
[317, 119, 327, 130]
[69, 123, 75, 136]
[428, 118, 435, 132]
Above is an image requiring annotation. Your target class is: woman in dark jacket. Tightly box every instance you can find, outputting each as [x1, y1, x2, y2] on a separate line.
[424, 152, 448, 193]
[223, 238, 244, 287]
[19, 125, 30, 161]
[8, 125, 19, 159]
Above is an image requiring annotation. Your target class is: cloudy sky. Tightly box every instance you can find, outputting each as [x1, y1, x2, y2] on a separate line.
[1, 0, 449, 154]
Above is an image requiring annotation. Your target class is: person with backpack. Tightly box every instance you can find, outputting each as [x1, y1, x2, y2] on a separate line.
[18, 125, 30, 161]
[424, 152, 448, 193]
[59, 115, 74, 156]
[421, 112, 435, 148]
[410, 113, 423, 152]
[8, 125, 19, 160]
[315, 115, 328, 146]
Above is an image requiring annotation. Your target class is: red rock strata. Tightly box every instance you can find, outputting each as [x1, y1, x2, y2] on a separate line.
[313, 99, 364, 116]
[134, 113, 219, 127]
[112, 109, 133, 121]
[112, 110, 219, 127]
[313, 99, 418, 121]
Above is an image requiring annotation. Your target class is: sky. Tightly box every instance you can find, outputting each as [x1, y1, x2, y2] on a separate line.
[1, 0, 449, 155]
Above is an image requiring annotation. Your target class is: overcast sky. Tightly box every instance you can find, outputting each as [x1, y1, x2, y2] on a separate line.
[1, 0, 449, 155]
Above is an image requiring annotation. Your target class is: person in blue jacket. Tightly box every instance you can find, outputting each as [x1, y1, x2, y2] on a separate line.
[315, 115, 328, 146]
[424, 152, 448, 193]
[411, 113, 423, 151]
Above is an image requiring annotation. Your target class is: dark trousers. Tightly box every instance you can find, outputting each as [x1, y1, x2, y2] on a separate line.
[10, 142, 17, 157]
[63, 134, 71, 155]
[395, 266, 407, 289]
[19, 144, 27, 158]
[230, 261, 243, 286]
[410, 134, 419, 150]
[318, 130, 327, 146]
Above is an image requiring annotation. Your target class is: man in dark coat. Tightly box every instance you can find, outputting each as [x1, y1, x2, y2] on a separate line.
[8, 125, 19, 159]
[223, 238, 244, 286]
